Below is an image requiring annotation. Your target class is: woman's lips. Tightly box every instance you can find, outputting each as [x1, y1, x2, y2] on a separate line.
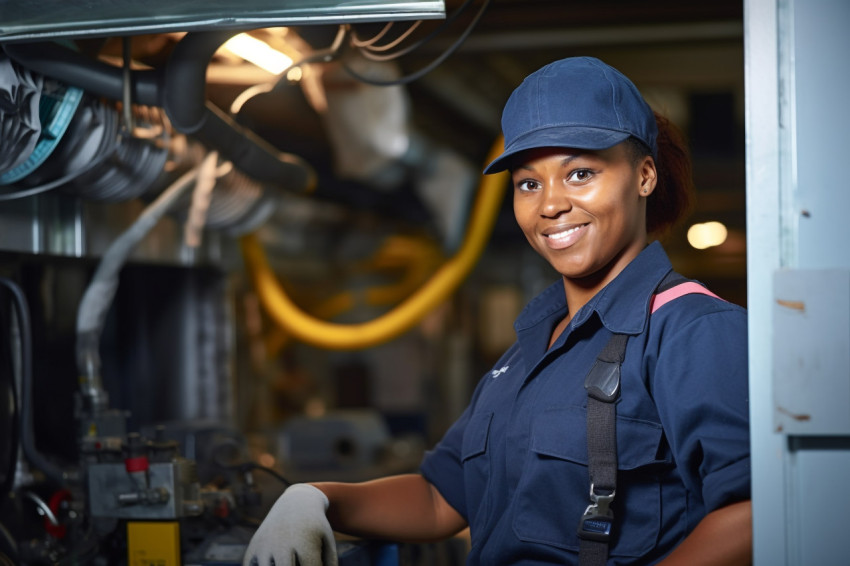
[543, 224, 588, 249]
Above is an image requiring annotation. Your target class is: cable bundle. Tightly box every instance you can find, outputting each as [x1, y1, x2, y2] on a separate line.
[0, 82, 171, 204]
[62, 104, 170, 203]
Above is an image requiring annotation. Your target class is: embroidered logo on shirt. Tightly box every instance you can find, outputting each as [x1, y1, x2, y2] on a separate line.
[490, 365, 509, 378]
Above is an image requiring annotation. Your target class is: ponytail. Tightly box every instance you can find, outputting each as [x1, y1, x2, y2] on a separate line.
[633, 112, 695, 236]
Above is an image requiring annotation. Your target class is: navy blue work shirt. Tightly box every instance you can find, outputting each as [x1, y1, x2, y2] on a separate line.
[420, 242, 750, 565]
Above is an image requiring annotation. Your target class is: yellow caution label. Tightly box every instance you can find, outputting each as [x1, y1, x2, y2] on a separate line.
[127, 521, 181, 566]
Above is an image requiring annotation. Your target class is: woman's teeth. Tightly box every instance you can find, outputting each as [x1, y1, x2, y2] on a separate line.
[547, 226, 582, 240]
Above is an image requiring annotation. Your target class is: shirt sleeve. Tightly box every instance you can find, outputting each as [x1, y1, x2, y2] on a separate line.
[418, 372, 492, 521]
[419, 415, 469, 519]
[649, 301, 751, 513]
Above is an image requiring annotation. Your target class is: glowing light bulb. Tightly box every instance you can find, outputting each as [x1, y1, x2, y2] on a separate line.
[687, 221, 728, 250]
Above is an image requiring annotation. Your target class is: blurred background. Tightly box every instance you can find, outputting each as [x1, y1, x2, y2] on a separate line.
[0, 1, 747, 563]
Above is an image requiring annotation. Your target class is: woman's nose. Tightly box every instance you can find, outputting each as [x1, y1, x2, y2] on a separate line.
[540, 184, 571, 218]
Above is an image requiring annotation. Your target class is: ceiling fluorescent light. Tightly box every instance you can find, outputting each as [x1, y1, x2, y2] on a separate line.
[223, 33, 293, 75]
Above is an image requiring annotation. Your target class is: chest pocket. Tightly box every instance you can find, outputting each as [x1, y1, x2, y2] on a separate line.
[513, 406, 670, 557]
[461, 411, 494, 532]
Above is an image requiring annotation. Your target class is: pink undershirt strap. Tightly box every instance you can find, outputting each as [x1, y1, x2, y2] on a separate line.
[650, 281, 723, 314]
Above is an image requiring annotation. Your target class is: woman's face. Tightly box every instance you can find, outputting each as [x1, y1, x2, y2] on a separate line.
[511, 143, 656, 286]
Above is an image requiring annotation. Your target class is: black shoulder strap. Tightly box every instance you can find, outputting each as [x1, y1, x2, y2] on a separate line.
[578, 334, 625, 565]
[577, 270, 715, 565]
[655, 270, 689, 293]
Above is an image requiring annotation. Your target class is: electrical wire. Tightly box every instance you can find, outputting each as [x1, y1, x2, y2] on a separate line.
[349, 21, 394, 48]
[210, 438, 293, 487]
[343, 0, 491, 86]
[355, 21, 422, 53]
[216, 458, 292, 487]
[0, 278, 66, 487]
[23, 491, 59, 526]
[0, 285, 19, 505]
[243, 463, 292, 487]
[354, 0, 475, 61]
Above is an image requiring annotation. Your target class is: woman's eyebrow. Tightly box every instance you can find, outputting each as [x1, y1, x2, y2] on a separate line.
[513, 152, 587, 173]
[560, 154, 583, 167]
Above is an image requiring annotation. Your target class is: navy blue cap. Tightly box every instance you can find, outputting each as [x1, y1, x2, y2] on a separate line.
[483, 57, 657, 174]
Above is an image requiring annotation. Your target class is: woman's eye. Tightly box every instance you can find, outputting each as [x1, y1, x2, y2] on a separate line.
[516, 179, 541, 192]
[567, 169, 593, 182]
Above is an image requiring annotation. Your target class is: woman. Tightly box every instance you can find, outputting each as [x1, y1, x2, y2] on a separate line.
[244, 56, 751, 566]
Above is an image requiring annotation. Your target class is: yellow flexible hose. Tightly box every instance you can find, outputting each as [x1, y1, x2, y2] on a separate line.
[240, 137, 508, 350]
[261, 235, 445, 356]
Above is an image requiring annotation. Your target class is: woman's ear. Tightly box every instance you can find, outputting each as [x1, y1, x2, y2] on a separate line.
[638, 156, 658, 197]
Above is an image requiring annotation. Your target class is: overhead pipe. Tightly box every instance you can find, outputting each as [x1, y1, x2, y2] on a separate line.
[1, 41, 161, 104]
[2, 35, 316, 194]
[162, 30, 316, 190]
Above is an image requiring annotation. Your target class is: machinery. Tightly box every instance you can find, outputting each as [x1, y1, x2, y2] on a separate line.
[0, 268, 421, 565]
[0, 0, 793, 563]
[0, 1, 491, 563]
[0, 0, 759, 562]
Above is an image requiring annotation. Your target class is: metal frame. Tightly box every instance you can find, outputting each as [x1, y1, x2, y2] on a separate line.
[0, 0, 446, 42]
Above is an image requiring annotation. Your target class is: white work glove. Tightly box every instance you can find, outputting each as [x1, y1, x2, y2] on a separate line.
[243, 483, 338, 566]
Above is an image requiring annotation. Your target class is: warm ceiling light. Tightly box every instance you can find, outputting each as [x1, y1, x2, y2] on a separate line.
[285, 66, 303, 82]
[223, 33, 293, 75]
[687, 221, 728, 250]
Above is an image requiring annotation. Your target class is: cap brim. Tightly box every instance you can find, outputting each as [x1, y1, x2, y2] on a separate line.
[482, 127, 631, 174]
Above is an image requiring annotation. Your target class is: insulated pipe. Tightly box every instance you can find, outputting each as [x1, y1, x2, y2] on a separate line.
[2, 41, 161, 106]
[198, 101, 315, 189]
[2, 38, 316, 193]
[161, 31, 315, 190]
[161, 30, 233, 133]
[241, 138, 508, 350]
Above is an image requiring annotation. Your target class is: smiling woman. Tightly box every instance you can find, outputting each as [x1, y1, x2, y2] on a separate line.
[509, 144, 654, 311]
[243, 56, 751, 566]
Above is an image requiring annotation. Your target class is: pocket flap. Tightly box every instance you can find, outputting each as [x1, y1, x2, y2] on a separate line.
[461, 411, 493, 461]
[530, 407, 667, 470]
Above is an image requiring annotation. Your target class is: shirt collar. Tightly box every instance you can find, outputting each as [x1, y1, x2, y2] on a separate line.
[572, 241, 673, 335]
[515, 241, 673, 338]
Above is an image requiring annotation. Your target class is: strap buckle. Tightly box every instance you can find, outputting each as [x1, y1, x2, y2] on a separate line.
[584, 359, 621, 402]
[577, 484, 615, 542]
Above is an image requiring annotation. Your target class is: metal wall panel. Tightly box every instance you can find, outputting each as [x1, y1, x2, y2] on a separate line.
[747, 0, 850, 564]
[782, 2, 850, 564]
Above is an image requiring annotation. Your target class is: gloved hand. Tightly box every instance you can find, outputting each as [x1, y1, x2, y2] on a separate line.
[243, 483, 338, 566]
